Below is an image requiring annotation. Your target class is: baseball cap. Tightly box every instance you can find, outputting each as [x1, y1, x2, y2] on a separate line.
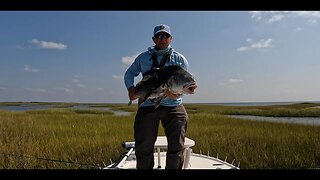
[153, 24, 171, 36]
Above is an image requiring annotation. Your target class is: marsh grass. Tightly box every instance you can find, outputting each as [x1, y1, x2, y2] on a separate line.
[0, 102, 320, 169]
[0, 109, 134, 169]
[187, 113, 320, 169]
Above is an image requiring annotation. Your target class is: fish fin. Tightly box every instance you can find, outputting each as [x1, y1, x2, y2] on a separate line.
[128, 100, 132, 106]
[141, 75, 153, 82]
[135, 92, 151, 108]
[154, 95, 166, 109]
[143, 92, 152, 102]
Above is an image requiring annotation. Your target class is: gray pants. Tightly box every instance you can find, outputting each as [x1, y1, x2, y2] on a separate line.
[134, 105, 188, 169]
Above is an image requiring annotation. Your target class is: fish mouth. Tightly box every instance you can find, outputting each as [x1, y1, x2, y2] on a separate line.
[183, 82, 197, 94]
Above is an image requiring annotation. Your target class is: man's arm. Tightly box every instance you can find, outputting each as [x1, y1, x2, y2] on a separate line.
[124, 54, 142, 101]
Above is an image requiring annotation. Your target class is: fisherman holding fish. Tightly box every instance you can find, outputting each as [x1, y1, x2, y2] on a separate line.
[124, 24, 197, 169]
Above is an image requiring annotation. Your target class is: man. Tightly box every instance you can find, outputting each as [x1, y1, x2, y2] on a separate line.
[124, 24, 191, 169]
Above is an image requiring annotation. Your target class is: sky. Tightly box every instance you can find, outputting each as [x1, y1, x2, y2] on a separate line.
[1, 11, 320, 104]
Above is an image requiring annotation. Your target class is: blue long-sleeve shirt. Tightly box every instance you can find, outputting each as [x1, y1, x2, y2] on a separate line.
[124, 45, 189, 107]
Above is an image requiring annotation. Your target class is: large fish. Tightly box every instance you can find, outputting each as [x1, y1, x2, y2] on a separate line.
[128, 65, 197, 108]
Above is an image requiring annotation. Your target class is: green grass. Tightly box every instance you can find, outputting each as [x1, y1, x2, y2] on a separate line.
[0, 102, 320, 169]
[187, 113, 320, 169]
[0, 109, 134, 169]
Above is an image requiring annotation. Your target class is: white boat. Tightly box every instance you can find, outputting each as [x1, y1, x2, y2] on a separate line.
[104, 136, 240, 169]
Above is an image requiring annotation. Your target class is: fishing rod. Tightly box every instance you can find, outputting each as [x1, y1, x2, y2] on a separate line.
[1, 152, 103, 169]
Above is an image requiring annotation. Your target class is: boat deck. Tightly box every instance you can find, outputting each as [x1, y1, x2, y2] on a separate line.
[105, 136, 239, 169]
[114, 151, 238, 169]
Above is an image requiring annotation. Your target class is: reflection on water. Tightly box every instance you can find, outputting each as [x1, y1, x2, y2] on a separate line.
[70, 105, 131, 116]
[0, 104, 131, 116]
[230, 115, 320, 126]
[0, 104, 54, 111]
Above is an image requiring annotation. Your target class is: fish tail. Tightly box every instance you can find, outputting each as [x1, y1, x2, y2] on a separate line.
[128, 100, 132, 106]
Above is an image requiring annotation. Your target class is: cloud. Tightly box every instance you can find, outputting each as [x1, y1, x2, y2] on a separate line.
[54, 87, 72, 93]
[30, 39, 67, 50]
[96, 87, 104, 91]
[237, 38, 273, 52]
[71, 78, 86, 88]
[249, 11, 320, 24]
[219, 77, 244, 88]
[16, 45, 25, 49]
[23, 65, 40, 73]
[229, 78, 244, 83]
[72, 79, 79, 83]
[268, 14, 284, 23]
[121, 52, 141, 66]
[236, 46, 249, 52]
[112, 75, 124, 79]
[307, 19, 317, 24]
[294, 11, 320, 18]
[293, 27, 303, 32]
[246, 38, 253, 43]
[24, 88, 46, 93]
[251, 38, 273, 48]
[76, 84, 86, 88]
[0, 87, 6, 90]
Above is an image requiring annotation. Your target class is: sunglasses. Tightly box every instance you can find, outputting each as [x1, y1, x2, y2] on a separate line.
[154, 33, 171, 39]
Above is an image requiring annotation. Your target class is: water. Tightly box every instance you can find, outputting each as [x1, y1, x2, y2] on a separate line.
[230, 115, 320, 126]
[69, 105, 131, 116]
[205, 101, 320, 107]
[0, 104, 54, 111]
[0, 104, 131, 116]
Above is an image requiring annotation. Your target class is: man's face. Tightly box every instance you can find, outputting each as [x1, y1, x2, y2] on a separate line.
[153, 32, 172, 50]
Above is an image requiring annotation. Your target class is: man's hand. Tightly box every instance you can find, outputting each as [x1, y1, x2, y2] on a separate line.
[165, 90, 181, 100]
[128, 86, 137, 101]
